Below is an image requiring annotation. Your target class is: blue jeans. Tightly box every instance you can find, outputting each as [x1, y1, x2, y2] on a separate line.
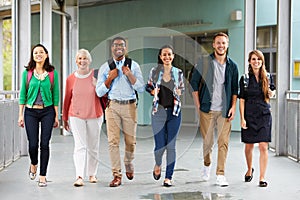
[151, 108, 181, 180]
[24, 106, 55, 176]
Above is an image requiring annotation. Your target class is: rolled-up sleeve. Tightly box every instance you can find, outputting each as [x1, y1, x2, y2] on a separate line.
[131, 61, 145, 93]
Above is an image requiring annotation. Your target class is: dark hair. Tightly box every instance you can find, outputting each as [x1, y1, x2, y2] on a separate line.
[157, 44, 174, 64]
[25, 44, 54, 72]
[111, 36, 126, 46]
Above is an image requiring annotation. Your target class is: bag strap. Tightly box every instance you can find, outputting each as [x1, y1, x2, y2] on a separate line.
[26, 70, 54, 90]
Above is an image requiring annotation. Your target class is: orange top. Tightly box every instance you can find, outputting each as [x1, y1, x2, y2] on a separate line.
[62, 70, 103, 121]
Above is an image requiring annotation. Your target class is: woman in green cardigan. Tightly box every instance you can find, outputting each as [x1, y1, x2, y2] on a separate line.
[18, 44, 59, 187]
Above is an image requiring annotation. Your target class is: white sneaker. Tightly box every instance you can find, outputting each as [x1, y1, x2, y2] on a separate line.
[216, 175, 228, 187]
[201, 165, 211, 181]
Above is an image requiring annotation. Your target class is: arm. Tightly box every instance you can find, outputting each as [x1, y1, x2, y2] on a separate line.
[62, 76, 73, 131]
[126, 61, 145, 93]
[239, 98, 247, 129]
[227, 95, 237, 121]
[18, 104, 25, 128]
[192, 91, 200, 116]
[175, 70, 185, 96]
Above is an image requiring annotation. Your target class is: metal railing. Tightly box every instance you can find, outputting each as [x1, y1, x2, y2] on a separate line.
[285, 90, 300, 162]
[0, 91, 21, 171]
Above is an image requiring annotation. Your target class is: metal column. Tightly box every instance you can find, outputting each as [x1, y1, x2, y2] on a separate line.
[40, 0, 52, 58]
[276, 0, 292, 155]
[12, 0, 31, 156]
[244, 0, 256, 70]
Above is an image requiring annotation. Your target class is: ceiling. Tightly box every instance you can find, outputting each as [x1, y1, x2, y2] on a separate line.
[63, 0, 136, 7]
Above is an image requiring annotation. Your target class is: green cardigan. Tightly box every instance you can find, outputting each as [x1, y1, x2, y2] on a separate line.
[19, 69, 60, 107]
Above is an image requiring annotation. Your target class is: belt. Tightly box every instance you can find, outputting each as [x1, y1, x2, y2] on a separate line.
[110, 99, 136, 105]
[26, 104, 45, 109]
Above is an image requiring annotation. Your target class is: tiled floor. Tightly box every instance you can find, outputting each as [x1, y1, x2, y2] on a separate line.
[1, 125, 300, 200]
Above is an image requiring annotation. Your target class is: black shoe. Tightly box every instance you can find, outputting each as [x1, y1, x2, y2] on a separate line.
[244, 168, 254, 182]
[152, 165, 161, 180]
[259, 181, 268, 187]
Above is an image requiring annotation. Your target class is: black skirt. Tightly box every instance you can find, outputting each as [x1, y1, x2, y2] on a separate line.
[241, 100, 272, 143]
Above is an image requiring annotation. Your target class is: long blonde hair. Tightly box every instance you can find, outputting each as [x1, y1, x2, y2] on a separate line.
[247, 50, 269, 102]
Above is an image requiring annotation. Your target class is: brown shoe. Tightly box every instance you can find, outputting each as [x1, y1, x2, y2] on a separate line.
[125, 163, 134, 180]
[109, 176, 122, 187]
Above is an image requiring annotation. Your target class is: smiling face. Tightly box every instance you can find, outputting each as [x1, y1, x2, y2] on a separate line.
[111, 39, 126, 60]
[212, 35, 229, 57]
[249, 53, 263, 70]
[33, 46, 48, 64]
[160, 47, 174, 66]
[76, 53, 90, 70]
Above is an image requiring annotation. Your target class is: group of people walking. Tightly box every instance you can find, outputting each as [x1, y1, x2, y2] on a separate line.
[18, 32, 275, 188]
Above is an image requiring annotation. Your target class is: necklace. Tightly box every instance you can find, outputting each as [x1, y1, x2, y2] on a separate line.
[34, 69, 48, 81]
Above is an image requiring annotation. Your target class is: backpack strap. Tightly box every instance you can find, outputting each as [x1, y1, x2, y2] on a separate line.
[93, 68, 99, 79]
[49, 71, 54, 86]
[27, 70, 54, 90]
[26, 70, 33, 90]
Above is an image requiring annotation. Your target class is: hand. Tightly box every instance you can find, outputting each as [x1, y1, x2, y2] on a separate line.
[18, 116, 24, 128]
[122, 65, 131, 75]
[150, 88, 160, 96]
[175, 88, 182, 96]
[241, 119, 248, 129]
[108, 68, 118, 80]
[53, 117, 59, 128]
[227, 108, 235, 121]
[63, 120, 70, 131]
[268, 89, 275, 98]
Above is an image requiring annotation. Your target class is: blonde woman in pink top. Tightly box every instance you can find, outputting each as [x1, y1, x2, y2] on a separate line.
[63, 49, 103, 187]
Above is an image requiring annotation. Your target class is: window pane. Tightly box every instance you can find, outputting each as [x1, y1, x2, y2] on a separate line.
[264, 53, 270, 72]
[257, 27, 270, 48]
[272, 26, 277, 48]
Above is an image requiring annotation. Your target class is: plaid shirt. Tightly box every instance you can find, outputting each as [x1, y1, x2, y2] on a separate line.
[146, 65, 184, 116]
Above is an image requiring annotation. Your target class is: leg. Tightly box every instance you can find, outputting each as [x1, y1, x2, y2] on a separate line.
[39, 106, 55, 177]
[69, 117, 88, 179]
[151, 108, 168, 167]
[24, 108, 40, 166]
[199, 111, 215, 167]
[86, 117, 103, 178]
[245, 143, 254, 176]
[106, 102, 122, 178]
[259, 142, 269, 181]
[165, 110, 181, 180]
[216, 112, 231, 175]
[122, 103, 137, 166]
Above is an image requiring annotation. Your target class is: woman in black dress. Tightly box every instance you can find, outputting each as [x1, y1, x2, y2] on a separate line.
[239, 50, 275, 187]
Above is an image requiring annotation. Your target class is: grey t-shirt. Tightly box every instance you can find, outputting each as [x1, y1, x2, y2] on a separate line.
[210, 59, 226, 111]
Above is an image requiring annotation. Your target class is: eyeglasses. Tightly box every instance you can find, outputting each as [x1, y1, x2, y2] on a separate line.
[112, 43, 126, 48]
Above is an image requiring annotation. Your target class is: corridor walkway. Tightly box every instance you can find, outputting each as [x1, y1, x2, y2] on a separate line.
[1, 125, 300, 200]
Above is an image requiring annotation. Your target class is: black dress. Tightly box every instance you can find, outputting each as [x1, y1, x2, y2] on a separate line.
[238, 74, 275, 143]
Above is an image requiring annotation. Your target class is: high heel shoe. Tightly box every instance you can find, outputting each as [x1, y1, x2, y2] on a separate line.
[152, 165, 161, 180]
[244, 168, 254, 182]
[29, 165, 37, 180]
